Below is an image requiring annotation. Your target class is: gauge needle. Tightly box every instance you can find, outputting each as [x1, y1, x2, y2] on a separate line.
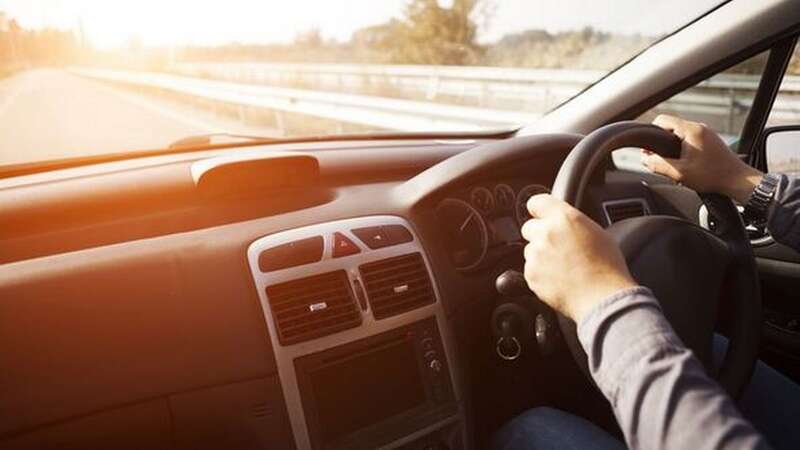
[459, 213, 474, 232]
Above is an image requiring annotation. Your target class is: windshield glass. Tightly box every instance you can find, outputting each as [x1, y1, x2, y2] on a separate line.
[0, 0, 726, 166]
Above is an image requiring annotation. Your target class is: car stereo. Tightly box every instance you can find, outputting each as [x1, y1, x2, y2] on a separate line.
[294, 317, 456, 450]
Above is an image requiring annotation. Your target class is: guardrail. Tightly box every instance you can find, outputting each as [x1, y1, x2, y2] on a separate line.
[171, 62, 800, 124]
[171, 62, 603, 112]
[72, 68, 541, 132]
[73, 64, 800, 135]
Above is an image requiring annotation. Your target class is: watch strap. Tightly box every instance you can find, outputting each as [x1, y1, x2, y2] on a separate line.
[743, 172, 780, 226]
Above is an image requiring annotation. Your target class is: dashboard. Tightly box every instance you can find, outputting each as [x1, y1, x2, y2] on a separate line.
[0, 133, 673, 450]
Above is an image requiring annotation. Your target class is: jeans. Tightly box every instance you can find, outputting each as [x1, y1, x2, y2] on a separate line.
[492, 336, 800, 450]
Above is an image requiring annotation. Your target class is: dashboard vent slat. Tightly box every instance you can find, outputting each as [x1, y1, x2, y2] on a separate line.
[603, 199, 649, 224]
[360, 253, 435, 319]
[265, 270, 361, 345]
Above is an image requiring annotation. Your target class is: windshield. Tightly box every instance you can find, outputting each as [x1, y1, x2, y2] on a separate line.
[0, 0, 727, 166]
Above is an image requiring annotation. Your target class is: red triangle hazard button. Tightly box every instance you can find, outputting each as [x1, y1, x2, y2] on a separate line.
[332, 232, 360, 258]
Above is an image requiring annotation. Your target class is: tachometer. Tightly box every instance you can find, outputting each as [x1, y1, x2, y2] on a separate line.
[436, 198, 489, 271]
[515, 184, 550, 226]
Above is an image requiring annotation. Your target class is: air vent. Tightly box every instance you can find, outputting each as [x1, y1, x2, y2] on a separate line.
[265, 270, 361, 345]
[360, 253, 435, 319]
[603, 199, 649, 224]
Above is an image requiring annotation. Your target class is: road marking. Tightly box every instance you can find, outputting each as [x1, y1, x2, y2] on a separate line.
[73, 72, 228, 134]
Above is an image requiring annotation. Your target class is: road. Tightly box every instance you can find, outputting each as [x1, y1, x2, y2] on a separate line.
[0, 69, 257, 166]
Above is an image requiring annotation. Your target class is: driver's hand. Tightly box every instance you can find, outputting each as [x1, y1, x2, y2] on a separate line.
[521, 194, 637, 323]
[645, 114, 763, 203]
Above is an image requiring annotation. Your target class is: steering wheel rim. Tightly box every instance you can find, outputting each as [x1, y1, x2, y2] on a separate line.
[550, 121, 761, 398]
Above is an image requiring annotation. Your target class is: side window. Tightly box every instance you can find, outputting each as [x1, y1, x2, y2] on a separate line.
[766, 45, 800, 128]
[764, 46, 800, 176]
[614, 51, 770, 170]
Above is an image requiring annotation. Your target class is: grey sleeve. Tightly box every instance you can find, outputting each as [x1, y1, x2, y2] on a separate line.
[578, 287, 771, 450]
[766, 173, 800, 251]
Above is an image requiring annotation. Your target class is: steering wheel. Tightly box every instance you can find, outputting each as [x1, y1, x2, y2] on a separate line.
[551, 121, 762, 398]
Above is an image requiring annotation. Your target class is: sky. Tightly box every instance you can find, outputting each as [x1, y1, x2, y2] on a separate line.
[0, 0, 725, 50]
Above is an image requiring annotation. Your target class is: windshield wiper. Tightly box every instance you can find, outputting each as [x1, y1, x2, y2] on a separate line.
[168, 132, 278, 149]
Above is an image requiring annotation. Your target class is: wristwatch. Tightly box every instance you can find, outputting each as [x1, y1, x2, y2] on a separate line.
[743, 172, 781, 226]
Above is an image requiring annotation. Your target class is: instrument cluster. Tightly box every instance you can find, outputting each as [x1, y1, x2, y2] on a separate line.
[436, 182, 549, 271]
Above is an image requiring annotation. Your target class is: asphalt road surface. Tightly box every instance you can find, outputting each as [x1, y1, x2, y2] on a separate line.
[0, 69, 257, 166]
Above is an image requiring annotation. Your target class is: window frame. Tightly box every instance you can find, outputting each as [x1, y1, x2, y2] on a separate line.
[609, 33, 799, 168]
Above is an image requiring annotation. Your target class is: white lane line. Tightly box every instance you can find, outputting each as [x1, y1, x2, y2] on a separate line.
[72, 72, 228, 133]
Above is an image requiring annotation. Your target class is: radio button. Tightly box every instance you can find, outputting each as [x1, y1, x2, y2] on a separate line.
[429, 359, 443, 373]
[259, 236, 323, 272]
[352, 226, 390, 249]
[421, 337, 434, 351]
[383, 224, 413, 245]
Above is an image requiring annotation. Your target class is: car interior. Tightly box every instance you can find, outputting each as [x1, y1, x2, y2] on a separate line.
[2, 1, 800, 450]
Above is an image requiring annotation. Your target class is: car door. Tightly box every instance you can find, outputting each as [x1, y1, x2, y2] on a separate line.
[613, 34, 800, 381]
[749, 44, 800, 380]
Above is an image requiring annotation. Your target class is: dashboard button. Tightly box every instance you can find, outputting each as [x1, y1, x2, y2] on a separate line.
[332, 232, 360, 257]
[259, 236, 323, 272]
[383, 224, 413, 245]
[352, 226, 391, 249]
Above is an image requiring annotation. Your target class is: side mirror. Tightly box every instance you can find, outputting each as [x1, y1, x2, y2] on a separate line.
[764, 126, 800, 175]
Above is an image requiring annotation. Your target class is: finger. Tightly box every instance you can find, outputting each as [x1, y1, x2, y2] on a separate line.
[652, 114, 687, 140]
[526, 193, 568, 219]
[520, 217, 545, 242]
[523, 243, 545, 274]
[523, 242, 536, 261]
[523, 260, 541, 291]
[642, 152, 684, 181]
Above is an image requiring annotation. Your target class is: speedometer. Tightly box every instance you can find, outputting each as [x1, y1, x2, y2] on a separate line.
[515, 184, 550, 226]
[436, 198, 489, 271]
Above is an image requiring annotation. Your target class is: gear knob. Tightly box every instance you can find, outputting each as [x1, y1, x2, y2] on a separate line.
[495, 269, 530, 297]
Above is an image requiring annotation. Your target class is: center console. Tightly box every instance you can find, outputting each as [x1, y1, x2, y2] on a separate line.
[247, 216, 464, 450]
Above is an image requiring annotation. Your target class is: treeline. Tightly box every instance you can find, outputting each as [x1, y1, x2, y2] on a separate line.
[2, 0, 800, 74]
[177, 0, 800, 73]
[0, 19, 85, 67]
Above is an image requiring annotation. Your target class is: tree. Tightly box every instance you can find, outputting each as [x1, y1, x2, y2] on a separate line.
[387, 0, 485, 65]
[295, 28, 323, 48]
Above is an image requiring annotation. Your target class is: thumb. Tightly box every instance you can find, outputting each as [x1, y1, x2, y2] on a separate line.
[642, 152, 684, 182]
[526, 193, 569, 219]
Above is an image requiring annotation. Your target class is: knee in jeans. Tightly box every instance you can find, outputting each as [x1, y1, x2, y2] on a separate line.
[497, 407, 571, 438]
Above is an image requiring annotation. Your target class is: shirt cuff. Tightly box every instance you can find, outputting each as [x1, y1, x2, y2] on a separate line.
[767, 173, 800, 249]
